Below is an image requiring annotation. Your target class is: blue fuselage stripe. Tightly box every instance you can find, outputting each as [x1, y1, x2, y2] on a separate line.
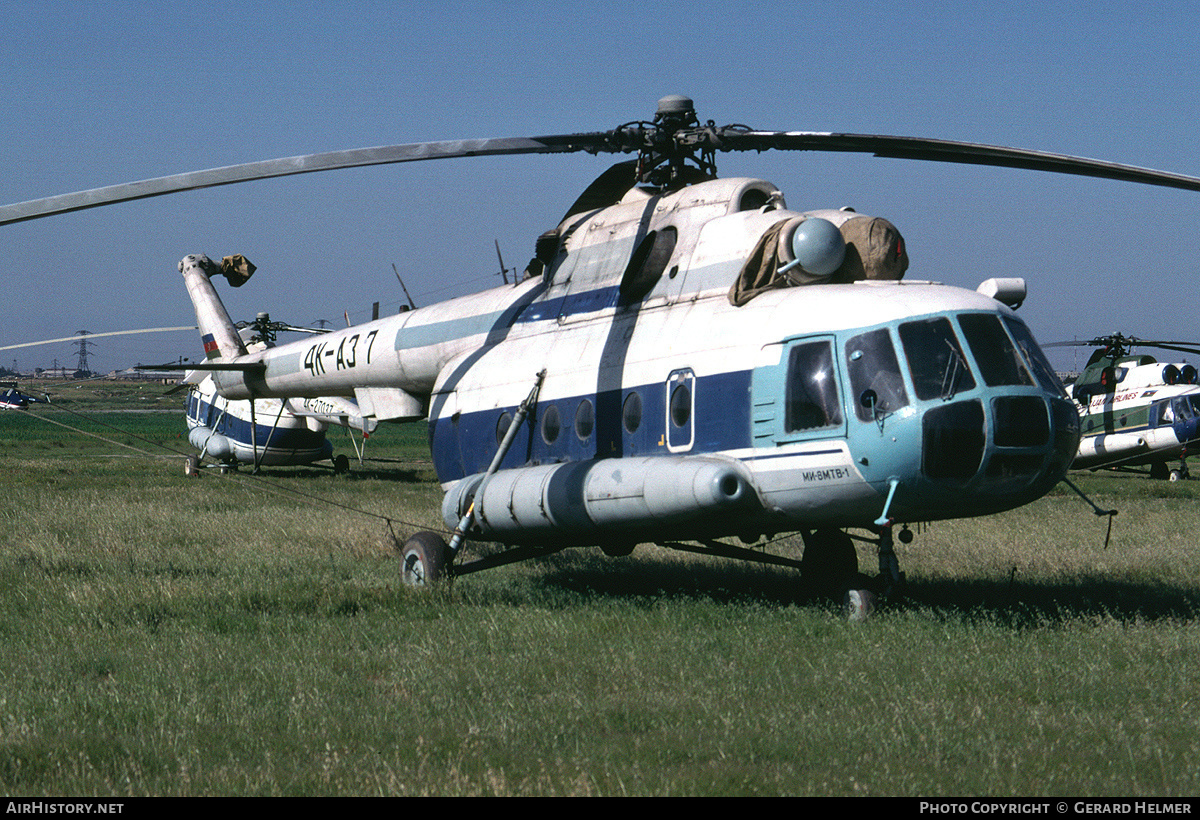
[397, 283, 622, 350]
[430, 369, 752, 482]
[188, 396, 327, 451]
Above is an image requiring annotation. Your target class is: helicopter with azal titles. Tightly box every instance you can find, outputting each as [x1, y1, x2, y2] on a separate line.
[1052, 334, 1200, 481]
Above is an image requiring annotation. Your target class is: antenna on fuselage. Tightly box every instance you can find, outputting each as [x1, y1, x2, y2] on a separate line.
[393, 263, 418, 310]
[494, 240, 512, 286]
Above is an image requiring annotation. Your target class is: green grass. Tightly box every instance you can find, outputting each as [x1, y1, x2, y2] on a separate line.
[1, 384, 1198, 795]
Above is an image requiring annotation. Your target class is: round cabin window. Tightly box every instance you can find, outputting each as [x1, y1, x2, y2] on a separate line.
[541, 404, 561, 444]
[575, 398, 595, 440]
[622, 391, 642, 433]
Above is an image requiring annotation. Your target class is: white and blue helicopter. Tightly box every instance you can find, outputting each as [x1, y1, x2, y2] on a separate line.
[0, 323, 374, 473]
[180, 312, 376, 474]
[1049, 334, 1200, 481]
[6, 96, 1200, 614]
[184, 370, 374, 475]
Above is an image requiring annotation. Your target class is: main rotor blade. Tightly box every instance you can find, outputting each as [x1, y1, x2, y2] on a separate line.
[718, 131, 1200, 192]
[0, 325, 197, 352]
[275, 324, 329, 335]
[137, 361, 265, 373]
[6, 125, 1200, 228]
[0, 134, 611, 226]
[1133, 341, 1200, 356]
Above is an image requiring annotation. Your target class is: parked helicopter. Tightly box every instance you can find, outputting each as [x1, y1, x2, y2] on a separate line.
[183, 369, 374, 474]
[1050, 334, 1200, 480]
[180, 314, 377, 474]
[6, 96, 1200, 615]
[0, 381, 47, 410]
[0, 321, 374, 473]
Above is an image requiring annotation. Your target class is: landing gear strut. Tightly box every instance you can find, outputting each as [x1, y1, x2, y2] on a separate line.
[876, 524, 906, 598]
[850, 524, 906, 619]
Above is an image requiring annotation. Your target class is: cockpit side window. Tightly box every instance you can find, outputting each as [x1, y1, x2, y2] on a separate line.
[899, 317, 976, 401]
[958, 314, 1034, 387]
[785, 341, 843, 432]
[845, 328, 909, 421]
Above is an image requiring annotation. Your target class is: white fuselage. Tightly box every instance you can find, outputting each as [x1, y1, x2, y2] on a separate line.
[185, 177, 1079, 544]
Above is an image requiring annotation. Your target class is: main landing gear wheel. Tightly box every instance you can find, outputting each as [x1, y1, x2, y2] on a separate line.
[400, 531, 450, 587]
[802, 527, 905, 620]
[600, 541, 636, 557]
[333, 454, 350, 475]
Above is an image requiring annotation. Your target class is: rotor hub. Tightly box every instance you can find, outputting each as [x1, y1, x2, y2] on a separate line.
[632, 96, 715, 188]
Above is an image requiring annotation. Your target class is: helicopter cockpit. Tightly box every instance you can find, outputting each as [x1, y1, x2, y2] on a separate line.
[769, 301, 1075, 523]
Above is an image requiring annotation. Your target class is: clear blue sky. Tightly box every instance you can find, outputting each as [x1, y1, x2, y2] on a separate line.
[4, 1, 1200, 373]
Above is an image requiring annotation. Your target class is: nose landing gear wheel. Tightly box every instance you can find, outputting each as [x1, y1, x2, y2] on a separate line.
[803, 526, 906, 620]
[844, 588, 877, 621]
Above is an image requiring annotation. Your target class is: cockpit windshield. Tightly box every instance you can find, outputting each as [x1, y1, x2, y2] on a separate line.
[1003, 318, 1067, 397]
[899, 317, 976, 400]
[958, 314, 1035, 387]
[839, 313, 1063, 420]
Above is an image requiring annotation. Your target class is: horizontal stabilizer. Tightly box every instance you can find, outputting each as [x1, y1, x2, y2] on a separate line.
[137, 361, 265, 373]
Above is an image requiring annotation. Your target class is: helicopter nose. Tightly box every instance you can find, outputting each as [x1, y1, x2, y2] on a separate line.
[915, 394, 1079, 515]
[1179, 417, 1200, 449]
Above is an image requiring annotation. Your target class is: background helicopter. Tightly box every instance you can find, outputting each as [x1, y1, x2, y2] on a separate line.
[0, 320, 375, 473]
[180, 312, 376, 474]
[183, 370, 374, 474]
[0, 381, 48, 410]
[1049, 334, 1200, 480]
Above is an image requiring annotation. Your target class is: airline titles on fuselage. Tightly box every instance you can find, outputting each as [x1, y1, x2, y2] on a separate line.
[1087, 390, 1155, 410]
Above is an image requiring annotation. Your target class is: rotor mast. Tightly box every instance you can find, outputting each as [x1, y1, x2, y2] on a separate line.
[633, 95, 720, 188]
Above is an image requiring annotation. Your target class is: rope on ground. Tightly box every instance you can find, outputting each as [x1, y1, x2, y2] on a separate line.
[24, 409, 185, 458]
[22, 407, 440, 536]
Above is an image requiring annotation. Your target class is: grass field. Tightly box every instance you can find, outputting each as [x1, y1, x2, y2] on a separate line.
[1, 379, 1198, 796]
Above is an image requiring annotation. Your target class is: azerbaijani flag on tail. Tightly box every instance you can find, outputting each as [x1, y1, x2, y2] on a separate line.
[202, 334, 220, 358]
